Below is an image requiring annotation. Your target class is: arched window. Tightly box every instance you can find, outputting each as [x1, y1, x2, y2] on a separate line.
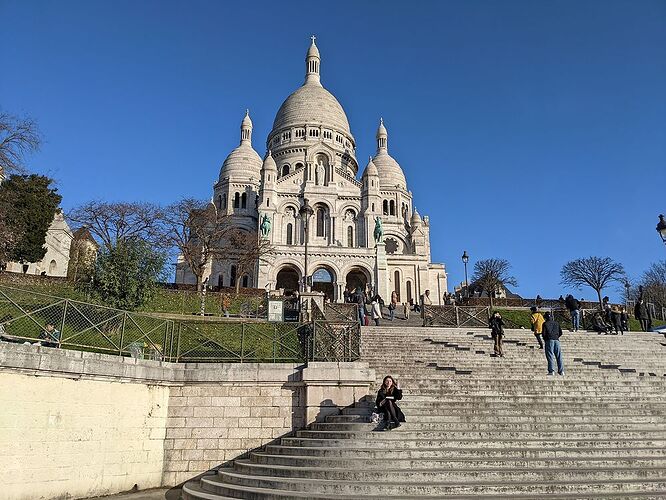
[242, 275, 249, 288]
[222, 194, 227, 209]
[372, 203, 375, 212]
[241, 192, 247, 209]
[347, 226, 354, 247]
[394, 270, 401, 301]
[230, 265, 237, 287]
[233, 192, 240, 208]
[406, 281, 413, 303]
[282, 165, 290, 177]
[48, 260, 57, 275]
[295, 162, 304, 170]
[217, 195, 222, 210]
[389, 200, 395, 216]
[383, 200, 389, 215]
[286, 223, 293, 245]
[316, 207, 325, 237]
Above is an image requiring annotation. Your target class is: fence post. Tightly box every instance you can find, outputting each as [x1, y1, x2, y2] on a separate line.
[118, 313, 127, 356]
[455, 306, 460, 327]
[273, 324, 277, 362]
[58, 300, 69, 348]
[175, 322, 182, 362]
[240, 323, 245, 363]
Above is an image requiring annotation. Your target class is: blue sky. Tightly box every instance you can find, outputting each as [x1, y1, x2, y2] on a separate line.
[2, 0, 665, 301]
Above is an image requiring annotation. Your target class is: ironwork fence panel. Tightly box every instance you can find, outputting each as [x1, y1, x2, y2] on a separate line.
[423, 305, 491, 328]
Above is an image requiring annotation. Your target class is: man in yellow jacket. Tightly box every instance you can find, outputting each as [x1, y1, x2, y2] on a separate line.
[530, 306, 545, 349]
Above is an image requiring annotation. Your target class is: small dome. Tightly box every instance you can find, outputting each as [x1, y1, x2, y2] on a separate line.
[220, 144, 262, 182]
[376, 118, 387, 139]
[373, 151, 407, 190]
[410, 208, 422, 226]
[262, 150, 277, 171]
[241, 109, 252, 128]
[307, 39, 320, 59]
[362, 157, 378, 178]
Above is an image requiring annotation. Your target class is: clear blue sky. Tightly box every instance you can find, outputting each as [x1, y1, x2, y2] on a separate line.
[2, 0, 665, 301]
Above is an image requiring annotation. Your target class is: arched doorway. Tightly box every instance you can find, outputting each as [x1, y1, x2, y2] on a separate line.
[346, 268, 369, 296]
[276, 266, 300, 296]
[48, 260, 57, 275]
[312, 267, 335, 301]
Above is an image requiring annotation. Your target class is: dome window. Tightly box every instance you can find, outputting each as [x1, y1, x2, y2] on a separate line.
[389, 200, 396, 216]
[382, 200, 389, 215]
[347, 226, 354, 248]
[282, 165, 290, 177]
[286, 223, 293, 245]
[241, 192, 247, 209]
[233, 192, 240, 209]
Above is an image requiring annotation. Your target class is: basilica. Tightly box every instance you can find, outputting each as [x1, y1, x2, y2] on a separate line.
[177, 38, 447, 304]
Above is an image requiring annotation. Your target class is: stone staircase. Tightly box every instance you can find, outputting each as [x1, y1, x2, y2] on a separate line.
[182, 327, 666, 498]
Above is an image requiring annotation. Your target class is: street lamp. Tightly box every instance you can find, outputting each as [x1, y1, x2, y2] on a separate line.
[624, 280, 630, 308]
[657, 214, 666, 245]
[461, 250, 469, 298]
[299, 198, 314, 292]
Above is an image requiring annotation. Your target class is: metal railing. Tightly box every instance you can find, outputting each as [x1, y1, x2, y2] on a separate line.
[0, 285, 366, 363]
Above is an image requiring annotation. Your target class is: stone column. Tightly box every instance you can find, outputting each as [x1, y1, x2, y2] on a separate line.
[375, 242, 389, 300]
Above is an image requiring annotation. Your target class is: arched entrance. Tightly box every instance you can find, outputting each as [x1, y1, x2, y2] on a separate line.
[276, 266, 300, 296]
[312, 267, 335, 301]
[346, 267, 369, 296]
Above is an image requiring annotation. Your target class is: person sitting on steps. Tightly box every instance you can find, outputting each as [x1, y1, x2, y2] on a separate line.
[375, 375, 405, 430]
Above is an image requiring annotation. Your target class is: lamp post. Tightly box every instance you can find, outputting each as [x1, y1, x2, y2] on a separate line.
[657, 214, 666, 246]
[462, 250, 469, 298]
[299, 198, 314, 292]
[624, 280, 630, 308]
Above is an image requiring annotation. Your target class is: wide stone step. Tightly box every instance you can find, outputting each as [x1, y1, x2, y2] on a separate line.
[248, 452, 666, 470]
[206, 470, 666, 496]
[310, 422, 666, 432]
[281, 436, 666, 450]
[265, 444, 666, 459]
[296, 429, 666, 440]
[326, 414, 663, 424]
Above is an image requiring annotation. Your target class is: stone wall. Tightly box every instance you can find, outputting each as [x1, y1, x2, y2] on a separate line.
[0, 343, 374, 499]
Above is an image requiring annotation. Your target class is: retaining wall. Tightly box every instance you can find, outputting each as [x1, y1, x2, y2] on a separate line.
[0, 343, 374, 499]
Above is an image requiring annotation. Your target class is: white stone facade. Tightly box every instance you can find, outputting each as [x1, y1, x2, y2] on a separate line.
[5, 211, 73, 277]
[180, 39, 447, 303]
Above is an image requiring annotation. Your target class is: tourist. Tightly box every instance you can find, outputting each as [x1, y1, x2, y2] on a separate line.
[371, 295, 382, 326]
[634, 299, 649, 332]
[388, 290, 398, 321]
[343, 289, 350, 303]
[375, 375, 404, 430]
[355, 287, 367, 326]
[403, 302, 410, 320]
[620, 307, 629, 332]
[535, 295, 543, 309]
[565, 294, 581, 332]
[39, 324, 61, 348]
[421, 289, 432, 326]
[602, 296, 612, 325]
[542, 312, 564, 375]
[530, 306, 545, 349]
[591, 311, 612, 335]
[488, 311, 505, 357]
[610, 305, 624, 335]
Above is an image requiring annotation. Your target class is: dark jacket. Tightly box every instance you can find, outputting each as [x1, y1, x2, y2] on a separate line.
[489, 316, 504, 337]
[375, 387, 405, 422]
[542, 319, 563, 341]
[565, 296, 580, 311]
[634, 302, 649, 320]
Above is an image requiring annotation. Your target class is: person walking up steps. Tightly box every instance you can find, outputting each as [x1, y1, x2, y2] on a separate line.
[489, 311, 505, 357]
[371, 295, 382, 326]
[542, 312, 564, 375]
[530, 306, 545, 349]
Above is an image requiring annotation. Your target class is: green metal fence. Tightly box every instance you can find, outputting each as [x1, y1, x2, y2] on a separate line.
[0, 285, 364, 363]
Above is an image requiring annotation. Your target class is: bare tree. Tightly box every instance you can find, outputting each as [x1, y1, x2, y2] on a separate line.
[222, 228, 273, 295]
[640, 260, 666, 313]
[0, 112, 41, 177]
[67, 201, 163, 251]
[560, 256, 625, 308]
[471, 258, 518, 308]
[159, 198, 231, 295]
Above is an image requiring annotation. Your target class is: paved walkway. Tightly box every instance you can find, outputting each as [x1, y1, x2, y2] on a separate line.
[84, 488, 179, 500]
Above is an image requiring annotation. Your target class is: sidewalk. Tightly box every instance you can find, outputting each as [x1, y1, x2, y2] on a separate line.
[84, 488, 180, 500]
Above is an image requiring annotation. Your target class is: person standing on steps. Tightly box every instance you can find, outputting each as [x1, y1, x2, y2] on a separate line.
[530, 306, 545, 349]
[403, 302, 410, 321]
[355, 287, 367, 327]
[610, 305, 624, 335]
[375, 375, 404, 430]
[542, 312, 564, 375]
[371, 295, 382, 326]
[488, 311, 505, 357]
[388, 290, 398, 321]
[421, 289, 432, 326]
[634, 298, 649, 332]
[565, 294, 581, 332]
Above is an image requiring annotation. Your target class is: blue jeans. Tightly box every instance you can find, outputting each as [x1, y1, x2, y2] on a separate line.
[389, 307, 395, 321]
[544, 339, 564, 374]
[358, 306, 366, 326]
[571, 310, 580, 331]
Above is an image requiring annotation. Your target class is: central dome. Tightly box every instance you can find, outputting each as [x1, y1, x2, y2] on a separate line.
[272, 84, 351, 135]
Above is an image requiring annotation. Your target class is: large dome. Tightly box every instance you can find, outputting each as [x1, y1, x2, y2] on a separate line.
[272, 83, 351, 135]
[219, 143, 262, 181]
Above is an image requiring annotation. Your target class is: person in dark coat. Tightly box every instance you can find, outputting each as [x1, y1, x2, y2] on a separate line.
[620, 307, 629, 332]
[564, 294, 581, 332]
[610, 305, 624, 335]
[375, 375, 405, 430]
[488, 311, 505, 357]
[634, 299, 649, 332]
[542, 312, 564, 375]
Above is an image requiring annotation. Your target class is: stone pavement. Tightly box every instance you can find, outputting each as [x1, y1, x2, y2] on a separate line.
[85, 487, 179, 500]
